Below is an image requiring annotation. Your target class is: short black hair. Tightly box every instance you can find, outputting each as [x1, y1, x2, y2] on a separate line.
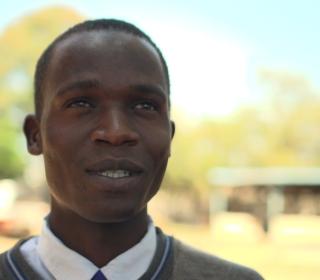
[34, 18, 170, 117]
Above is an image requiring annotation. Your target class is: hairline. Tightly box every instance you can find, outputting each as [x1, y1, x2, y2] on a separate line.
[34, 20, 170, 118]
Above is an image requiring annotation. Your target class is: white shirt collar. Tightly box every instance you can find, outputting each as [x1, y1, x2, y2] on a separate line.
[37, 220, 156, 280]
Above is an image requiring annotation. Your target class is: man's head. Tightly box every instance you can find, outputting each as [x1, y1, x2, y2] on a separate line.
[23, 19, 174, 224]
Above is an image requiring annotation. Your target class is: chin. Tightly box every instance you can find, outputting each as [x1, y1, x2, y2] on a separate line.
[79, 205, 146, 224]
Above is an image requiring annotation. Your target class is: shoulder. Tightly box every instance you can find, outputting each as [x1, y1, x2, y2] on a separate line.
[171, 238, 264, 280]
[0, 237, 36, 280]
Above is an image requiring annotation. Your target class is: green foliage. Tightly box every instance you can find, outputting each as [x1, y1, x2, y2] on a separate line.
[1, 6, 320, 194]
[167, 70, 320, 196]
[0, 113, 25, 178]
[0, 6, 84, 179]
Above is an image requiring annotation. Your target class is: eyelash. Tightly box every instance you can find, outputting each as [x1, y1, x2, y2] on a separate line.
[67, 98, 94, 108]
[65, 99, 159, 112]
[133, 101, 158, 111]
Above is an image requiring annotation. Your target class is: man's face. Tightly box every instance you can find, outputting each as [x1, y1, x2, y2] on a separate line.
[30, 30, 173, 223]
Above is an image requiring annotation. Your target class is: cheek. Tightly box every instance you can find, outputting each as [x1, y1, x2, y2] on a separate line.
[156, 129, 171, 157]
[143, 127, 172, 197]
[42, 117, 84, 156]
[149, 158, 168, 197]
[142, 122, 172, 158]
[41, 119, 83, 187]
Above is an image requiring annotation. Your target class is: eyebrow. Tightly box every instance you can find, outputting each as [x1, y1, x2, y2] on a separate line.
[55, 79, 167, 100]
[56, 79, 101, 97]
[128, 84, 167, 101]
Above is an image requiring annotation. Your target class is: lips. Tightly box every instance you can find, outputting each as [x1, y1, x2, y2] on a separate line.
[86, 158, 144, 179]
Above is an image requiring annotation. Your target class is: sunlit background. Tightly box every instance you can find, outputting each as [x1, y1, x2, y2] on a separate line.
[1, 1, 320, 279]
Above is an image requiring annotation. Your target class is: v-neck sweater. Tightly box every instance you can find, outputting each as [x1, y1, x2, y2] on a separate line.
[0, 228, 264, 280]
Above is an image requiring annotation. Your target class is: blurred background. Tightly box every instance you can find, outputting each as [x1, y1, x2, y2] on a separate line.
[1, 1, 320, 279]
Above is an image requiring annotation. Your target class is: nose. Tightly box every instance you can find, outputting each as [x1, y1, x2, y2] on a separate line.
[90, 108, 139, 146]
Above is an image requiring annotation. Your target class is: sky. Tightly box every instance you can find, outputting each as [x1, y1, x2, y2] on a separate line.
[1, 0, 320, 118]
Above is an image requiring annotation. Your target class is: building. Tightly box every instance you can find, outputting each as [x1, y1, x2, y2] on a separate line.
[208, 167, 320, 232]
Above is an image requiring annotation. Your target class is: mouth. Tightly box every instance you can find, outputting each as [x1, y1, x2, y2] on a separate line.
[86, 158, 144, 180]
[94, 169, 136, 179]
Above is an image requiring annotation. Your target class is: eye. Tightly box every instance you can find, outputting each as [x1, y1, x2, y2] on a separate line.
[133, 101, 157, 111]
[67, 98, 94, 109]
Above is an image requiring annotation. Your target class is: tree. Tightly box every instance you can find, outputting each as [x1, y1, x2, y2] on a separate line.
[166, 70, 320, 202]
[0, 6, 84, 179]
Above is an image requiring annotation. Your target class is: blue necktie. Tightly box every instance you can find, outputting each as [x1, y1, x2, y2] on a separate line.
[91, 270, 107, 280]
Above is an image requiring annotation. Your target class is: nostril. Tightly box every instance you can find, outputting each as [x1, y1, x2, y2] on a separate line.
[90, 127, 139, 146]
[91, 129, 107, 141]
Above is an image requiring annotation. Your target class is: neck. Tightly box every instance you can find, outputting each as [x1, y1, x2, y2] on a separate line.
[48, 205, 149, 267]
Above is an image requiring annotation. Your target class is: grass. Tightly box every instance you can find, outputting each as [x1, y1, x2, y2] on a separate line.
[159, 221, 320, 280]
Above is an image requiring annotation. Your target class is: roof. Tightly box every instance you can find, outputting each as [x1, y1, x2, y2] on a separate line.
[208, 167, 320, 187]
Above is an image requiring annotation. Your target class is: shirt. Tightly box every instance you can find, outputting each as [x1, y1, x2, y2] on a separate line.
[20, 219, 157, 280]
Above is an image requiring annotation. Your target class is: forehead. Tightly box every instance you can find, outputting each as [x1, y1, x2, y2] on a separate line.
[43, 30, 167, 96]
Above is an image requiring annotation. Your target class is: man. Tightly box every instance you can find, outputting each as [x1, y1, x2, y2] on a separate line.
[0, 19, 264, 279]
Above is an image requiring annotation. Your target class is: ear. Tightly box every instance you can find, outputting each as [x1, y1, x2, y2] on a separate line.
[168, 120, 175, 157]
[170, 120, 175, 139]
[23, 114, 42, 155]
